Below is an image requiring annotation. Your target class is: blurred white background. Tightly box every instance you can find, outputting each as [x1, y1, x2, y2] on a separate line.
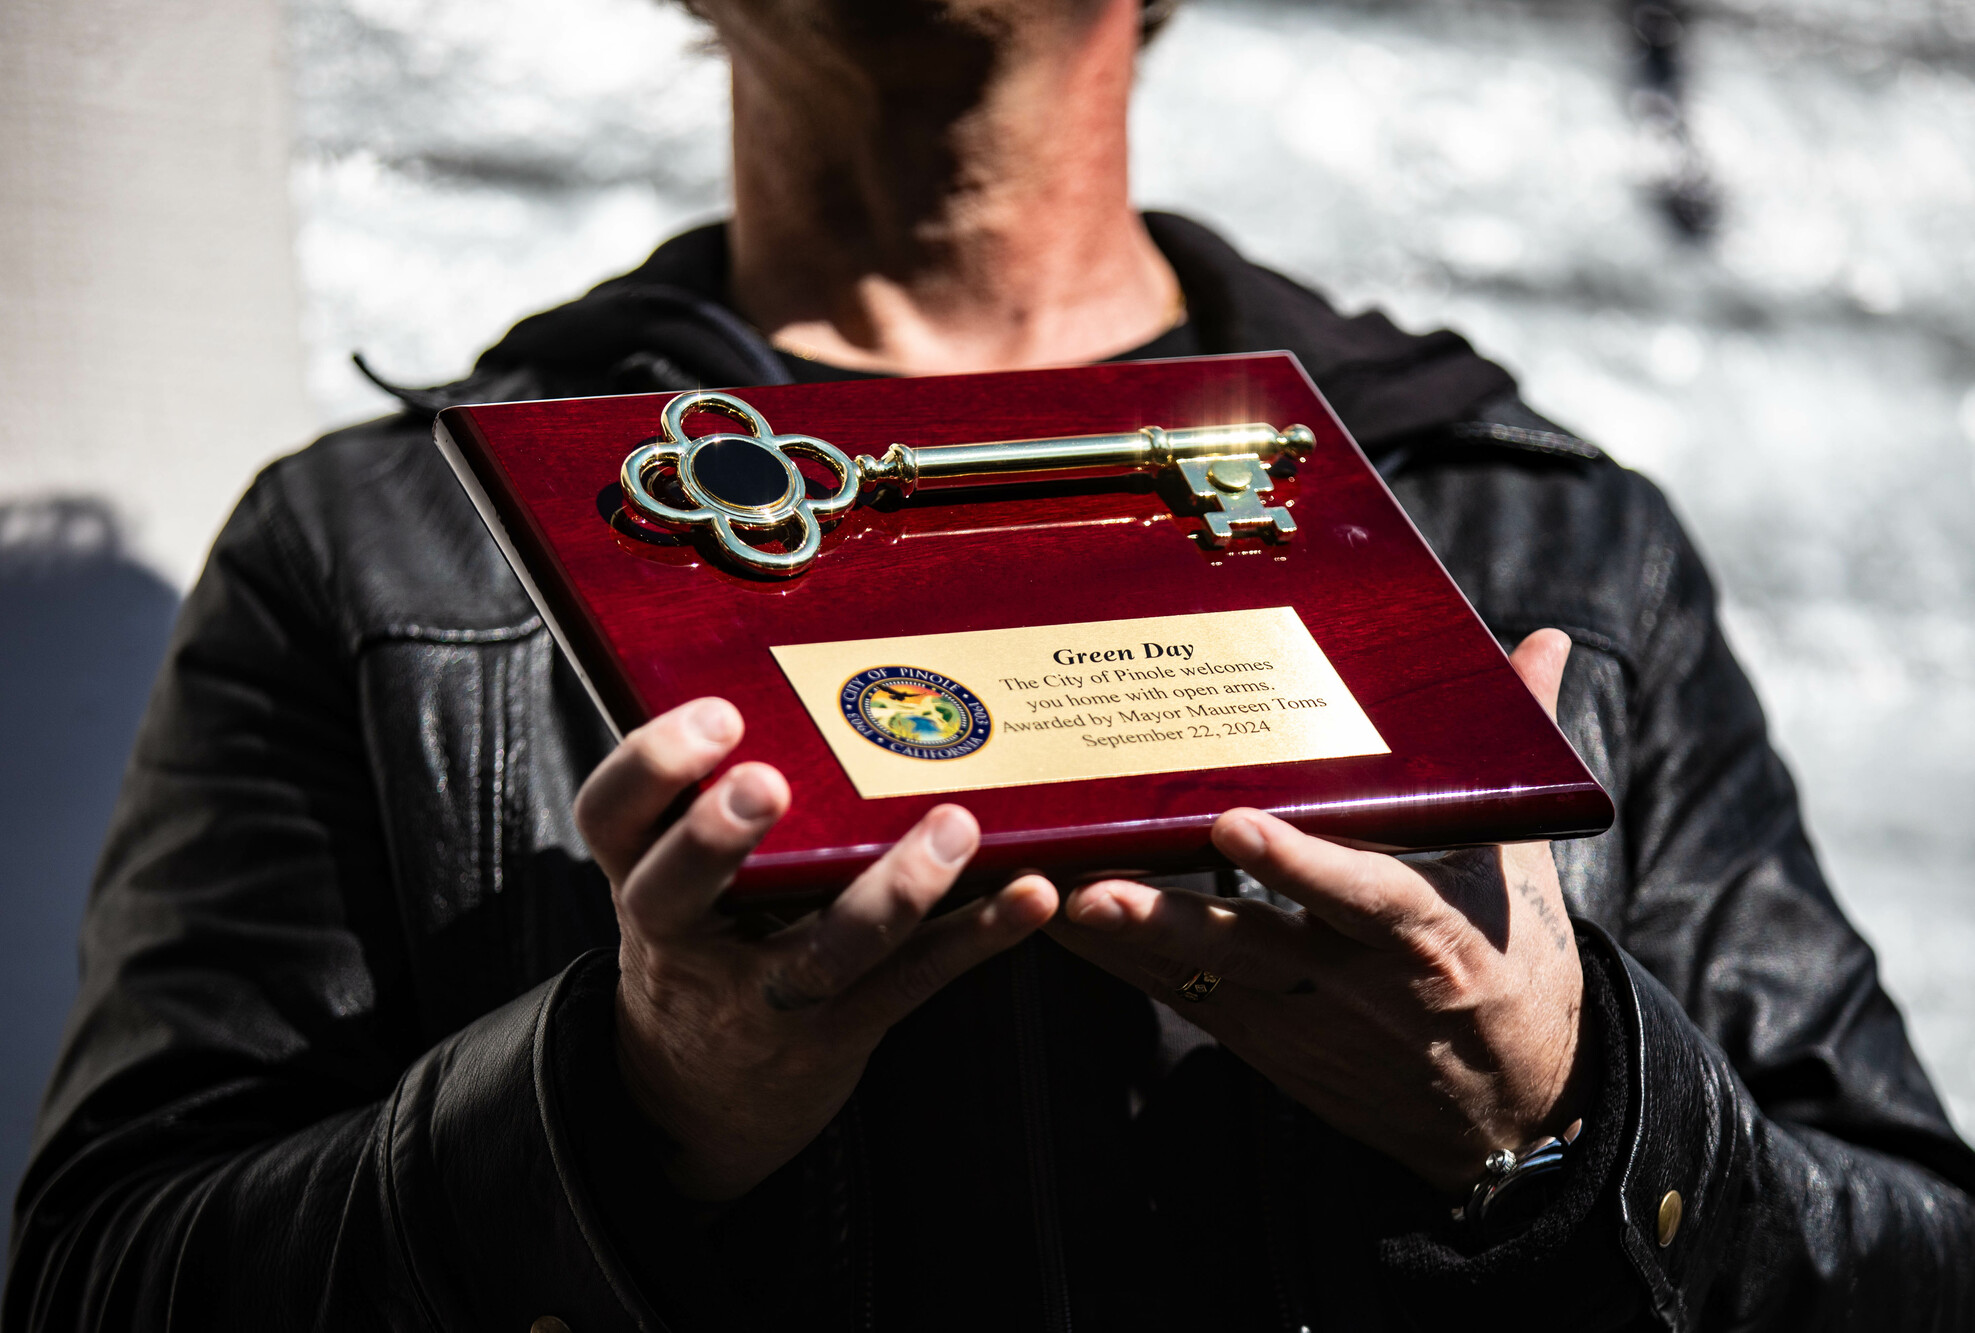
[3, 0, 1972, 1207]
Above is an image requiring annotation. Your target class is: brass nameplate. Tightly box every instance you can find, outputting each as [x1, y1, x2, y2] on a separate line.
[771, 607, 1389, 799]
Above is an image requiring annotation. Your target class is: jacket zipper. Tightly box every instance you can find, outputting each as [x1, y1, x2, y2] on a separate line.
[1012, 940, 1075, 1333]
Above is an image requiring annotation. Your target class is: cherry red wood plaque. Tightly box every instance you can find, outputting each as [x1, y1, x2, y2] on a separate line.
[435, 353, 1612, 901]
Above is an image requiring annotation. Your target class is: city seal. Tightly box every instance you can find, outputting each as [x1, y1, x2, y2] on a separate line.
[839, 666, 992, 760]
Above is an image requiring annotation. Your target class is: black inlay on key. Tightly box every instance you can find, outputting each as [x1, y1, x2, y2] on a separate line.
[689, 437, 792, 509]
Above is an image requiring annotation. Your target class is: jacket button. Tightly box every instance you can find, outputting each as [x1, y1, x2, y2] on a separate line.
[531, 1319, 572, 1333]
[1656, 1189, 1683, 1247]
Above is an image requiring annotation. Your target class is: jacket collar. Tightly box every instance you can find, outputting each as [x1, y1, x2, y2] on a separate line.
[432, 213, 1518, 453]
[1141, 213, 1516, 447]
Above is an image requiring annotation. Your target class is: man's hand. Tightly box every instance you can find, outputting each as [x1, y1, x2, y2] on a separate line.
[576, 697, 1057, 1201]
[1045, 630, 1588, 1193]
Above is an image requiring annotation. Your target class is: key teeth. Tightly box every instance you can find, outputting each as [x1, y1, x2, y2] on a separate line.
[1204, 507, 1296, 548]
[1182, 454, 1298, 548]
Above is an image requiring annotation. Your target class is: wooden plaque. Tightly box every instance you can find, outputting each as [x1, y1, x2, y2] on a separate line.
[436, 353, 1613, 901]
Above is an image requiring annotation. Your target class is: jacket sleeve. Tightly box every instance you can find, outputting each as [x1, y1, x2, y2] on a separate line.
[1369, 467, 1975, 1331]
[1599, 485, 1975, 1331]
[2, 471, 654, 1332]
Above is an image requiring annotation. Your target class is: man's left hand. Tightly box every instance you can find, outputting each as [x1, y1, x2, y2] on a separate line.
[1044, 629, 1590, 1194]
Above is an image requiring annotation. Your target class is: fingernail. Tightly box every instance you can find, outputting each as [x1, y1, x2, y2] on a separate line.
[926, 808, 977, 867]
[1219, 815, 1267, 862]
[724, 767, 779, 822]
[687, 697, 741, 747]
[1000, 880, 1056, 930]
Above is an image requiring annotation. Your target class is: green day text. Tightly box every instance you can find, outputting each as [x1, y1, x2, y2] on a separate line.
[1052, 641, 1193, 666]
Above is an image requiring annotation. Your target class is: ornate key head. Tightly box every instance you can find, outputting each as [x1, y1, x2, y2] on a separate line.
[620, 391, 859, 576]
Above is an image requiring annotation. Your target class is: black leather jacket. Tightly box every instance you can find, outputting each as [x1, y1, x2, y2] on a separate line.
[8, 216, 1973, 1332]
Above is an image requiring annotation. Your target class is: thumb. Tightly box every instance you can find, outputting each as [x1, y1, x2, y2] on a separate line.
[1508, 629, 1571, 723]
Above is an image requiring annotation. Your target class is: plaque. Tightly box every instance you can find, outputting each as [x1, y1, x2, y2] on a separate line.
[434, 352, 1613, 902]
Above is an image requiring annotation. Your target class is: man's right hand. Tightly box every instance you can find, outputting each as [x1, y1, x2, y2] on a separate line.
[575, 696, 1057, 1201]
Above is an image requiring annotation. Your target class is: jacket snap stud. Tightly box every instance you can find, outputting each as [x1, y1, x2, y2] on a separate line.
[1657, 1189, 1683, 1247]
[531, 1319, 572, 1333]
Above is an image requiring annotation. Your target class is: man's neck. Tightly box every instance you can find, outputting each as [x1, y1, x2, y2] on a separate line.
[720, 0, 1180, 376]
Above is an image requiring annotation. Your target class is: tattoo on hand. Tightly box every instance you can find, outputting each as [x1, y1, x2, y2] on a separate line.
[1514, 872, 1574, 954]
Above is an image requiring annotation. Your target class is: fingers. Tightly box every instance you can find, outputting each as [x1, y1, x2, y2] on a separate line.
[1053, 880, 1314, 991]
[1044, 895, 1273, 1050]
[576, 698, 745, 884]
[617, 761, 791, 939]
[1508, 629, 1571, 723]
[1212, 809, 1446, 949]
[837, 874, 1059, 1030]
[753, 805, 983, 1012]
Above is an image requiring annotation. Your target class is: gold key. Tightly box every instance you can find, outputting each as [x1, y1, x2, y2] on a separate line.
[620, 390, 1316, 577]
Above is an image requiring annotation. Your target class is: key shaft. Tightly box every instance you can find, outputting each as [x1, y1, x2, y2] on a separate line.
[855, 422, 1315, 495]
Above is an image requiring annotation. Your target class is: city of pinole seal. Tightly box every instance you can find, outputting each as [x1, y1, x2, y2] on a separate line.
[839, 666, 991, 760]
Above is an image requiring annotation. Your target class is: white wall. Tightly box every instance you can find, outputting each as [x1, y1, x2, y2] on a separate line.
[0, 0, 313, 1214]
[1, 0, 313, 590]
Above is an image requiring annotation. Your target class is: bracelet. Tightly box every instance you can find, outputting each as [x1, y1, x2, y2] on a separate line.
[1454, 1118, 1584, 1238]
